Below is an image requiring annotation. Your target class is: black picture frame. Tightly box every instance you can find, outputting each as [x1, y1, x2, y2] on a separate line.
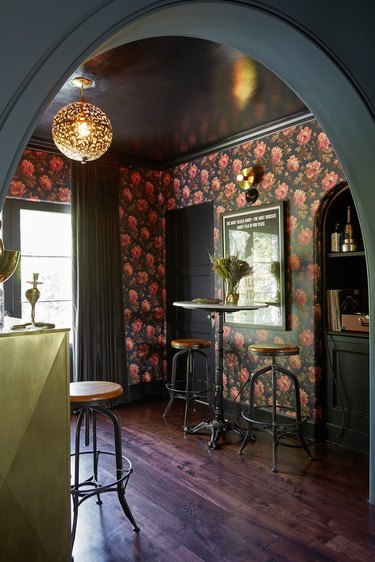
[221, 201, 286, 330]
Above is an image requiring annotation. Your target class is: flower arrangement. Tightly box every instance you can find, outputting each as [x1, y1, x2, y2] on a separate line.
[209, 252, 253, 304]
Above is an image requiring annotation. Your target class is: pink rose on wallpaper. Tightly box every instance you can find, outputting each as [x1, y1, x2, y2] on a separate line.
[308, 366, 321, 383]
[137, 199, 148, 212]
[254, 380, 265, 397]
[295, 288, 308, 307]
[317, 132, 330, 150]
[306, 264, 320, 280]
[275, 182, 288, 199]
[123, 262, 133, 276]
[277, 375, 291, 392]
[193, 191, 204, 204]
[157, 264, 165, 276]
[260, 172, 275, 191]
[298, 227, 313, 244]
[234, 332, 245, 347]
[119, 207, 124, 220]
[282, 126, 296, 137]
[128, 289, 138, 303]
[146, 325, 156, 339]
[289, 354, 302, 370]
[288, 254, 301, 270]
[236, 192, 246, 207]
[299, 389, 309, 407]
[271, 146, 283, 163]
[154, 236, 163, 249]
[312, 303, 321, 320]
[142, 372, 152, 383]
[155, 307, 164, 320]
[49, 156, 65, 172]
[238, 368, 249, 383]
[128, 215, 138, 230]
[229, 388, 240, 401]
[188, 164, 198, 178]
[290, 313, 300, 331]
[132, 319, 143, 332]
[120, 233, 131, 247]
[122, 188, 132, 202]
[129, 364, 139, 377]
[148, 210, 158, 223]
[124, 308, 131, 321]
[149, 282, 159, 295]
[141, 300, 151, 313]
[223, 326, 231, 337]
[299, 329, 314, 346]
[211, 177, 221, 191]
[219, 153, 229, 169]
[287, 216, 298, 232]
[140, 227, 150, 240]
[214, 226, 220, 241]
[20, 159, 35, 177]
[310, 200, 320, 215]
[232, 159, 242, 175]
[249, 353, 259, 364]
[296, 126, 312, 146]
[200, 169, 209, 183]
[273, 337, 285, 345]
[182, 186, 190, 199]
[173, 178, 181, 192]
[167, 197, 176, 210]
[226, 353, 238, 369]
[305, 160, 322, 181]
[159, 335, 166, 347]
[287, 155, 299, 172]
[254, 141, 266, 159]
[39, 175, 52, 190]
[131, 245, 142, 259]
[145, 253, 155, 267]
[256, 329, 269, 341]
[179, 162, 188, 172]
[162, 174, 171, 187]
[150, 354, 159, 366]
[126, 338, 134, 351]
[58, 188, 70, 202]
[321, 171, 339, 191]
[293, 189, 306, 207]
[137, 271, 149, 284]
[9, 180, 26, 197]
[130, 171, 142, 185]
[216, 205, 225, 217]
[224, 182, 236, 198]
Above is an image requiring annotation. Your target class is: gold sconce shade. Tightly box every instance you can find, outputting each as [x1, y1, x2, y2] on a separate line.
[0, 250, 20, 283]
[236, 167, 255, 190]
[52, 77, 112, 163]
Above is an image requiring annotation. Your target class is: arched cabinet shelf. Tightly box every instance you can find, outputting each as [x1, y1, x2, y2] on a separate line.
[321, 182, 369, 452]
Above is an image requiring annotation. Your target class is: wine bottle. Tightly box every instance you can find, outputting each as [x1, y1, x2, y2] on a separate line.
[330, 223, 342, 252]
[344, 205, 353, 241]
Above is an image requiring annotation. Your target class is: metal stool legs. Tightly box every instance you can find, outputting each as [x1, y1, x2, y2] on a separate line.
[71, 404, 139, 549]
[240, 360, 313, 472]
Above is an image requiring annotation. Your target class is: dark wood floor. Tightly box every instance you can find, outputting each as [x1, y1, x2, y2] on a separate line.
[71, 400, 375, 562]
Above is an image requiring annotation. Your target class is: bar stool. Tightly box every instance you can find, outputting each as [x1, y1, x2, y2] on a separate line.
[70, 381, 139, 549]
[239, 344, 313, 472]
[163, 338, 213, 431]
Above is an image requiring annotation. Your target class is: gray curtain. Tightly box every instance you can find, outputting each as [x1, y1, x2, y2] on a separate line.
[71, 161, 128, 392]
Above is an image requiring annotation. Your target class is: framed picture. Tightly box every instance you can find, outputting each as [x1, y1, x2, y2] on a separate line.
[221, 201, 286, 329]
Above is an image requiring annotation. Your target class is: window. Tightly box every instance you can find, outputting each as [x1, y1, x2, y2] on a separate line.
[3, 199, 72, 328]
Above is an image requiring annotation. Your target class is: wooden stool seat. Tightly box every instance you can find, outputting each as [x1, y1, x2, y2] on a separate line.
[171, 338, 211, 350]
[70, 381, 123, 404]
[248, 344, 299, 356]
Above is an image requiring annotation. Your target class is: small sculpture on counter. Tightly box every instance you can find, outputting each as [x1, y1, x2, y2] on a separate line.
[11, 272, 55, 330]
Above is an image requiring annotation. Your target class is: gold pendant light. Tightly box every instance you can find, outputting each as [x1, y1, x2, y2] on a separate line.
[52, 77, 112, 163]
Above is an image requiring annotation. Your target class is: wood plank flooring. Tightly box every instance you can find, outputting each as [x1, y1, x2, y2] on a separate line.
[71, 400, 375, 562]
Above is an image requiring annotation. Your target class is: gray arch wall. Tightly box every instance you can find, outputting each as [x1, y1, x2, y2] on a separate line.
[1, 1, 375, 499]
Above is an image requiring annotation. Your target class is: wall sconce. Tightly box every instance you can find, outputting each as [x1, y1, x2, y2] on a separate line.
[236, 165, 264, 204]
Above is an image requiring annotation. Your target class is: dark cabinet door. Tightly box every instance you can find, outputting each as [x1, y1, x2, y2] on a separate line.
[166, 202, 215, 388]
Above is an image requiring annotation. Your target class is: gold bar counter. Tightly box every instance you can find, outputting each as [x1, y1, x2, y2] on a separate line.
[0, 320, 71, 562]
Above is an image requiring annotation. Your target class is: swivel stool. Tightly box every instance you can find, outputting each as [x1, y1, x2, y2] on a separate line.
[70, 381, 139, 549]
[239, 344, 312, 472]
[163, 338, 213, 431]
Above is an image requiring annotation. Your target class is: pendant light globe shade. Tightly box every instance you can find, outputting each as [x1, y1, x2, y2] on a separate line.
[52, 100, 113, 163]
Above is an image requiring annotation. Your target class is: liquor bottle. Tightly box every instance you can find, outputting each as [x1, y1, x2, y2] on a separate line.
[330, 223, 342, 252]
[344, 206, 353, 241]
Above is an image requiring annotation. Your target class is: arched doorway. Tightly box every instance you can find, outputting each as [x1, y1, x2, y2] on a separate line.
[1, 2, 374, 501]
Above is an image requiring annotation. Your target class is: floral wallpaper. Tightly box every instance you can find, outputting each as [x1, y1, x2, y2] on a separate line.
[7, 118, 346, 423]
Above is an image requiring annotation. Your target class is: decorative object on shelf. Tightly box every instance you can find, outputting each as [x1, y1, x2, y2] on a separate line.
[52, 76, 112, 163]
[236, 165, 264, 204]
[341, 205, 357, 252]
[0, 221, 20, 327]
[209, 253, 252, 306]
[11, 272, 55, 330]
[330, 222, 343, 252]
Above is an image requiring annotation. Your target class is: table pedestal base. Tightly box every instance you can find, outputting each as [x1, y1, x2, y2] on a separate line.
[185, 418, 253, 449]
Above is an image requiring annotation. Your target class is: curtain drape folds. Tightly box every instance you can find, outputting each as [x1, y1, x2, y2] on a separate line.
[71, 161, 127, 391]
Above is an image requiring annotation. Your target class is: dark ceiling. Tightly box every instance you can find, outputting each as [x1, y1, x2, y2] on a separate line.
[32, 37, 309, 169]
